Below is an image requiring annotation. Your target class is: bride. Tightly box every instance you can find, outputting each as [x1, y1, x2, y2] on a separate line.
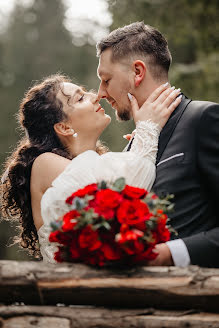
[1, 74, 181, 262]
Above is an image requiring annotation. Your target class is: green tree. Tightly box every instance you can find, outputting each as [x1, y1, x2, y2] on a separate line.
[108, 0, 219, 102]
[0, 0, 132, 260]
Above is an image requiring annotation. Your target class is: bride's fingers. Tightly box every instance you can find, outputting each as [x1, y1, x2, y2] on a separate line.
[146, 82, 169, 103]
[123, 134, 132, 140]
[153, 86, 176, 106]
[127, 93, 139, 116]
[168, 94, 182, 113]
[162, 88, 181, 108]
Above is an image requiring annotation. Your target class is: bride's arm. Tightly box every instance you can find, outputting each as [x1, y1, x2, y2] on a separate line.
[30, 153, 71, 230]
[100, 120, 159, 190]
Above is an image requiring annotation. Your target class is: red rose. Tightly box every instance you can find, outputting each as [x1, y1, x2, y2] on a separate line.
[117, 229, 144, 243]
[151, 193, 158, 200]
[133, 246, 158, 262]
[62, 210, 80, 232]
[122, 185, 147, 199]
[101, 243, 122, 260]
[79, 225, 102, 251]
[156, 216, 170, 242]
[88, 199, 115, 220]
[54, 248, 64, 262]
[66, 183, 98, 204]
[85, 251, 105, 267]
[117, 199, 151, 226]
[134, 213, 152, 232]
[116, 229, 144, 255]
[149, 231, 159, 246]
[95, 189, 123, 208]
[91, 200, 115, 220]
[49, 230, 72, 245]
[69, 238, 81, 260]
[49, 231, 60, 243]
[89, 189, 122, 220]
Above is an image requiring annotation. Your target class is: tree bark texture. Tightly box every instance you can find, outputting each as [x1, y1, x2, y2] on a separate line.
[1, 306, 219, 328]
[1, 261, 219, 313]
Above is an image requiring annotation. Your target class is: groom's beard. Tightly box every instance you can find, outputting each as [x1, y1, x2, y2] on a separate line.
[116, 107, 131, 121]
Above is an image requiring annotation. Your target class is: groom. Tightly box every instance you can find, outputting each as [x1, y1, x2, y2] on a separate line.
[96, 22, 219, 268]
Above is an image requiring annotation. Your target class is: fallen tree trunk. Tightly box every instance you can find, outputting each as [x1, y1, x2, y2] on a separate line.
[1, 305, 219, 328]
[1, 261, 219, 312]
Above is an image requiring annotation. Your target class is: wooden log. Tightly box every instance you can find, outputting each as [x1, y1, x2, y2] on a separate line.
[1, 306, 219, 328]
[1, 261, 219, 312]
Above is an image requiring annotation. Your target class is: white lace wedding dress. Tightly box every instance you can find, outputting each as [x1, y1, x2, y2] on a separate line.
[38, 120, 160, 263]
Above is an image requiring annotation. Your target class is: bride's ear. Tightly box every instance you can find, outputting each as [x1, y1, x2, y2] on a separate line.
[54, 122, 72, 137]
[133, 60, 146, 87]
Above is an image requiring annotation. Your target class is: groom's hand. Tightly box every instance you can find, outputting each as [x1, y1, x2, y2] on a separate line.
[147, 243, 174, 266]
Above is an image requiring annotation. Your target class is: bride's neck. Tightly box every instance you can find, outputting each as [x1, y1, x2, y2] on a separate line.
[66, 135, 97, 157]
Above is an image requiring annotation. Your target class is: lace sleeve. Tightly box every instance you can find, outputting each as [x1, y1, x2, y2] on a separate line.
[130, 120, 161, 164]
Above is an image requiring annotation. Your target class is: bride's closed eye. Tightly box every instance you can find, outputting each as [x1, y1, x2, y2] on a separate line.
[78, 94, 84, 102]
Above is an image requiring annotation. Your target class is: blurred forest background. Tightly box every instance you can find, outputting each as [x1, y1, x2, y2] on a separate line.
[0, 0, 218, 260]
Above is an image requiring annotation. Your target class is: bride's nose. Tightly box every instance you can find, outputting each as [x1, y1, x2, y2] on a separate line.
[90, 93, 99, 104]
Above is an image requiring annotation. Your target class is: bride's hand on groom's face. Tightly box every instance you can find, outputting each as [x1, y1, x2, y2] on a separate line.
[128, 83, 182, 129]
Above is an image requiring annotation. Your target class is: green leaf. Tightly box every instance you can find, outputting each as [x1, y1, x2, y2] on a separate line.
[142, 231, 154, 243]
[112, 177, 126, 192]
[84, 210, 95, 224]
[50, 221, 62, 231]
[102, 220, 111, 230]
[98, 180, 108, 189]
[73, 197, 86, 210]
[145, 219, 157, 230]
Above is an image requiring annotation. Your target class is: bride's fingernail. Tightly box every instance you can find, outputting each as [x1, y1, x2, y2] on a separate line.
[163, 82, 169, 87]
[127, 93, 133, 101]
[176, 88, 181, 92]
[170, 86, 175, 90]
[123, 135, 127, 139]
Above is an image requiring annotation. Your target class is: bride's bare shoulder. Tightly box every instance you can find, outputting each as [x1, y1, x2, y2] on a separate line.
[33, 152, 70, 166]
[31, 152, 71, 192]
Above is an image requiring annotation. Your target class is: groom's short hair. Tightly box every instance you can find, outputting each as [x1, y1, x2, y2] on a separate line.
[96, 22, 172, 81]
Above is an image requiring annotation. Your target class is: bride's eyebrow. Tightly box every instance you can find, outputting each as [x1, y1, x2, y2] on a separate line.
[67, 87, 86, 104]
[72, 86, 87, 99]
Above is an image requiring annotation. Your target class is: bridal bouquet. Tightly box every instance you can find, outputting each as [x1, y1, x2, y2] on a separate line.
[49, 178, 174, 266]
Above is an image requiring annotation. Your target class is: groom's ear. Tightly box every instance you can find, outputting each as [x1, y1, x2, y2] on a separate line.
[133, 60, 146, 87]
[54, 122, 72, 137]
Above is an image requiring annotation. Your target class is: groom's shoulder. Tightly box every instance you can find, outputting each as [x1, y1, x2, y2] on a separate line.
[185, 98, 219, 120]
[188, 98, 219, 111]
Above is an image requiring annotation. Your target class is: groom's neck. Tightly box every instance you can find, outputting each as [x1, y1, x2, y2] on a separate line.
[135, 77, 168, 108]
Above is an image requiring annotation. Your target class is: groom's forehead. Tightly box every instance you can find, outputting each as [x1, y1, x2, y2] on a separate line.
[98, 61, 121, 80]
[97, 68, 109, 78]
[98, 49, 114, 74]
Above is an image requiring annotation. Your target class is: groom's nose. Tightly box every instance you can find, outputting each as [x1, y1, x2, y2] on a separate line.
[97, 83, 108, 99]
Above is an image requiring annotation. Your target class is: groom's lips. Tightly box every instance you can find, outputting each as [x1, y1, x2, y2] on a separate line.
[111, 101, 116, 108]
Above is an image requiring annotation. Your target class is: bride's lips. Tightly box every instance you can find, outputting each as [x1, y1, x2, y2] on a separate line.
[96, 105, 104, 113]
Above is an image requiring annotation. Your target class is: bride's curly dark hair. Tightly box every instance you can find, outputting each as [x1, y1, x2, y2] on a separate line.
[1, 74, 107, 258]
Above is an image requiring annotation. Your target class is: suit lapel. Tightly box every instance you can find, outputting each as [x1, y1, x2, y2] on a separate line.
[126, 137, 134, 152]
[156, 95, 192, 164]
[126, 95, 192, 160]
